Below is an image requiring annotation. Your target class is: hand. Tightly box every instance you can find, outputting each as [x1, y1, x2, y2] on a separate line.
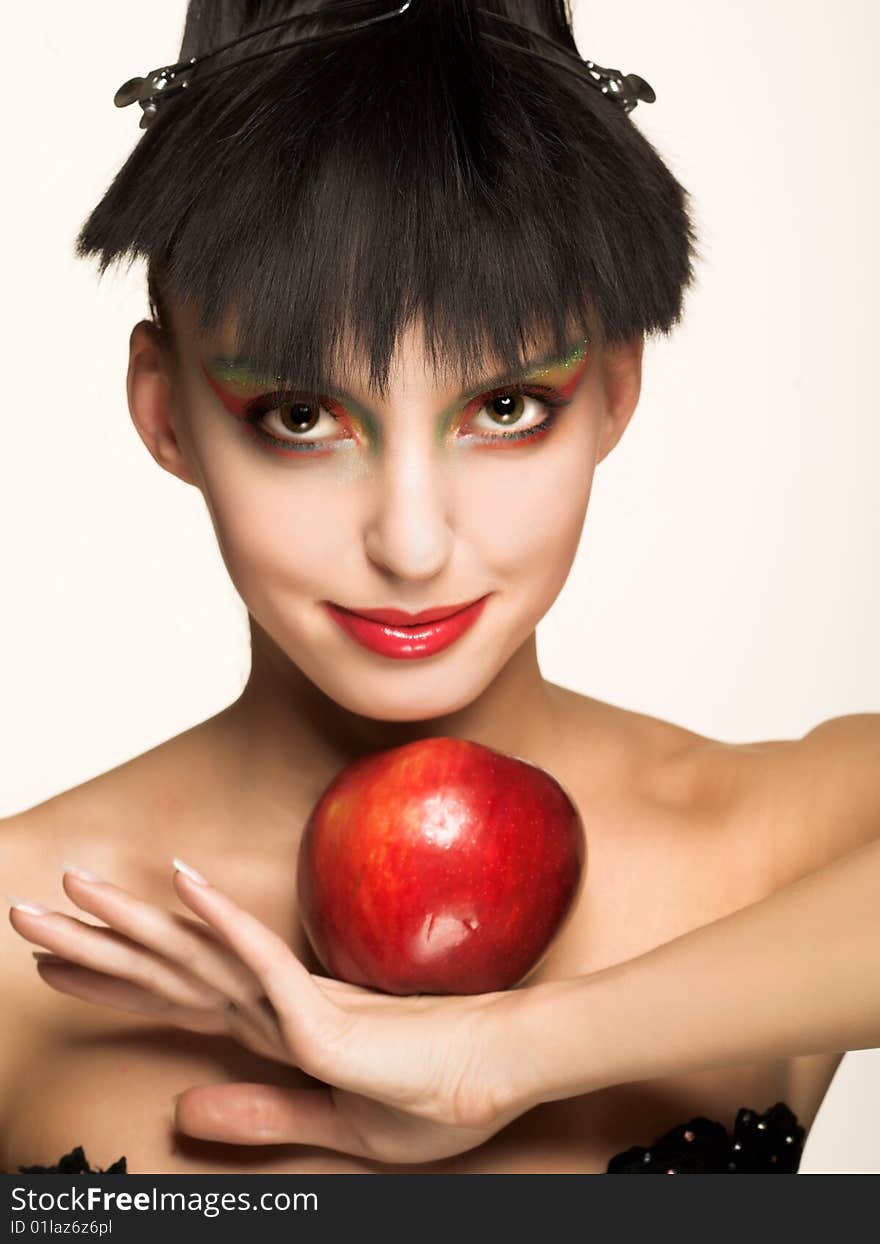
[9, 862, 548, 1165]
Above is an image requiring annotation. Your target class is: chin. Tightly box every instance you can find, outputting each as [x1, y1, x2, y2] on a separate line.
[300, 656, 503, 724]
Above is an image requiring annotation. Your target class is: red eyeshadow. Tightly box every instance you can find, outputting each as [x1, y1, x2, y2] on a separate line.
[556, 354, 590, 400]
[201, 363, 253, 417]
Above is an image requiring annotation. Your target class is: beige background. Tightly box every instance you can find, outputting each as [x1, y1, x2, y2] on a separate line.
[1, 1, 877, 1172]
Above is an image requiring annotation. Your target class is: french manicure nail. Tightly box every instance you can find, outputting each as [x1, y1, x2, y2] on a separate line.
[6, 895, 51, 916]
[61, 861, 105, 883]
[172, 857, 209, 885]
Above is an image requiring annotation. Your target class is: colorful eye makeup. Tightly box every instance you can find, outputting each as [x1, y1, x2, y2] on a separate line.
[200, 337, 590, 459]
[201, 360, 378, 458]
[439, 339, 590, 452]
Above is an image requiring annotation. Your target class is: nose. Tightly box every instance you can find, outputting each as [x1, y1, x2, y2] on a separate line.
[362, 440, 454, 582]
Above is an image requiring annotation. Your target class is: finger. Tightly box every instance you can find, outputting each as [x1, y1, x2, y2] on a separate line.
[33, 958, 225, 1034]
[61, 872, 264, 1009]
[173, 1082, 370, 1157]
[33, 959, 283, 1059]
[171, 867, 354, 1075]
[10, 903, 222, 1011]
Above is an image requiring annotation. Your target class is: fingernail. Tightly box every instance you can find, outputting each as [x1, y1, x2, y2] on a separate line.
[172, 857, 209, 886]
[6, 895, 51, 916]
[61, 860, 105, 883]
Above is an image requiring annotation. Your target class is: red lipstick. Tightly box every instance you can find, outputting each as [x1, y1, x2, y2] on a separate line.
[324, 596, 490, 659]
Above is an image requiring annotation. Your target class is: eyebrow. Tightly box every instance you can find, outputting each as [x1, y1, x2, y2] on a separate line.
[208, 336, 589, 408]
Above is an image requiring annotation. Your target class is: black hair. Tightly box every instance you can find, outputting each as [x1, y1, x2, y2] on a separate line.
[77, 0, 700, 397]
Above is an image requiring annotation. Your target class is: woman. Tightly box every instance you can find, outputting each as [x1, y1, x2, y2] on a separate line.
[3, 0, 879, 1175]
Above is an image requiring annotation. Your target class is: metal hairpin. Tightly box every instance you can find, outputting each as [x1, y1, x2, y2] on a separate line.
[114, 0, 654, 130]
[478, 11, 655, 113]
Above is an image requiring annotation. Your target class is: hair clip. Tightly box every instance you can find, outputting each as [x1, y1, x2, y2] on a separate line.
[114, 0, 654, 130]
[478, 11, 655, 114]
[115, 0, 414, 128]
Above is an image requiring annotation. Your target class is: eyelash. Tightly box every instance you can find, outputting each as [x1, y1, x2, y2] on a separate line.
[240, 384, 572, 456]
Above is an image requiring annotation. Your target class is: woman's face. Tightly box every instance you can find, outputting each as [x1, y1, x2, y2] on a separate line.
[131, 301, 642, 722]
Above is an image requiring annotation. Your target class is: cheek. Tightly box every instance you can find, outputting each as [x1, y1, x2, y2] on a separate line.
[457, 424, 598, 586]
[190, 438, 362, 600]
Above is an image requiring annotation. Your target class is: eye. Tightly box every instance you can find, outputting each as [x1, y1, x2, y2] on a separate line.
[247, 394, 349, 445]
[467, 390, 564, 439]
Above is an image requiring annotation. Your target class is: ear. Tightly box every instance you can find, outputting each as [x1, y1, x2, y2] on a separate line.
[595, 334, 644, 464]
[126, 320, 199, 486]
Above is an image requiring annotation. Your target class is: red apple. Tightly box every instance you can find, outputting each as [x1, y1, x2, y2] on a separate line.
[296, 737, 586, 995]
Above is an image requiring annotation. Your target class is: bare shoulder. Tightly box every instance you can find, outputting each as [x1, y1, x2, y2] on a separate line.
[0, 712, 237, 1105]
[552, 685, 760, 820]
[0, 807, 77, 1116]
[0, 723, 202, 974]
[3, 708, 240, 885]
[625, 706, 880, 886]
[608, 701, 880, 863]
[734, 712, 880, 884]
[552, 686, 860, 869]
[0, 711, 238, 991]
[1, 810, 58, 991]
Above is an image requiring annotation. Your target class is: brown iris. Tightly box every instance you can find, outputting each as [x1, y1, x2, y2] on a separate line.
[276, 401, 321, 434]
[486, 395, 525, 425]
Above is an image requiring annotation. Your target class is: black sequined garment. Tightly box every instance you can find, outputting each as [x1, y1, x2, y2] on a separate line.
[607, 1102, 805, 1173]
[6, 1102, 803, 1175]
[9, 1146, 127, 1175]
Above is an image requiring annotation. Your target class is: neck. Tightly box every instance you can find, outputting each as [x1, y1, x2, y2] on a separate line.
[217, 618, 566, 820]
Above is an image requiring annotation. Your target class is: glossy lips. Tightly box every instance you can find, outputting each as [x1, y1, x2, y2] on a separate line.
[324, 595, 490, 659]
